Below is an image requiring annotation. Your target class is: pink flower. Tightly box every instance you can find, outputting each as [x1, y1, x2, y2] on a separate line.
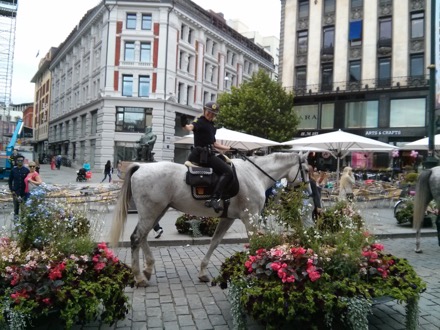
[371, 243, 384, 251]
[271, 262, 281, 272]
[282, 275, 295, 283]
[290, 247, 306, 256]
[94, 262, 106, 272]
[48, 262, 66, 280]
[308, 271, 321, 282]
[42, 298, 52, 305]
[97, 242, 107, 250]
[270, 249, 283, 257]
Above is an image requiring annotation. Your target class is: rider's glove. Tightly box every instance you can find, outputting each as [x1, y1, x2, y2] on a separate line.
[229, 147, 239, 154]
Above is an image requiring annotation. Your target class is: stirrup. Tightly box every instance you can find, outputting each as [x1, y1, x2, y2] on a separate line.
[204, 198, 223, 213]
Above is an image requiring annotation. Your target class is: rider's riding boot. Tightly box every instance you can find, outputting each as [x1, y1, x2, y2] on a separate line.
[205, 175, 230, 213]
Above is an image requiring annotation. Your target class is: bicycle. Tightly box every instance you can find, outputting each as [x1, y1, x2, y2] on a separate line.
[393, 186, 415, 224]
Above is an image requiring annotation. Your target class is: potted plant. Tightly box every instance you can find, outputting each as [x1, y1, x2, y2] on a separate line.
[175, 214, 220, 237]
[213, 191, 426, 330]
[0, 189, 134, 329]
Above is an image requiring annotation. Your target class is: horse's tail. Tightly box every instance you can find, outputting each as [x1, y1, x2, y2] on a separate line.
[110, 163, 140, 247]
[413, 169, 433, 231]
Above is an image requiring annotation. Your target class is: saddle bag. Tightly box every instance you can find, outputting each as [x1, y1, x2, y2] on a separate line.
[186, 167, 214, 186]
[186, 167, 215, 199]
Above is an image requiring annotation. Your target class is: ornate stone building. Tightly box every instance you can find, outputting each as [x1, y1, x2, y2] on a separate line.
[37, 0, 274, 169]
[279, 0, 434, 169]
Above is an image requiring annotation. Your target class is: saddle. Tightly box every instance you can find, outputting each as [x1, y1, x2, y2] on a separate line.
[184, 157, 239, 201]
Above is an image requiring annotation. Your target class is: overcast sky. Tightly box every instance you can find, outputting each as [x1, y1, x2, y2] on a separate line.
[10, 0, 280, 105]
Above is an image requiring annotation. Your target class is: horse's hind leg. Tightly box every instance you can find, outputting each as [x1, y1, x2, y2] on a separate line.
[130, 225, 150, 287]
[199, 218, 235, 282]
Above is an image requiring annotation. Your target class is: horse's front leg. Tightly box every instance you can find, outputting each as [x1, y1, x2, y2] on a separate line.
[199, 218, 235, 282]
[130, 225, 153, 287]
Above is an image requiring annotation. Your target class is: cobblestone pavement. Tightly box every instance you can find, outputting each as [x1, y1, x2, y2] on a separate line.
[66, 237, 440, 330]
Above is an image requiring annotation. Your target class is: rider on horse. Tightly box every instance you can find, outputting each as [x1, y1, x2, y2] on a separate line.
[181, 101, 235, 213]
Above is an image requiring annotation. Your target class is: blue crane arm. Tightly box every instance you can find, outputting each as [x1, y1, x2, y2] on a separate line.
[6, 119, 23, 156]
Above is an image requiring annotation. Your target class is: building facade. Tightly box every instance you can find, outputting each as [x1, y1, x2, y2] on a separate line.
[41, 0, 274, 169]
[279, 0, 435, 168]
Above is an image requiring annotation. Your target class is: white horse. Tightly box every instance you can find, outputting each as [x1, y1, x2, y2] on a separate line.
[110, 152, 310, 286]
[413, 167, 440, 253]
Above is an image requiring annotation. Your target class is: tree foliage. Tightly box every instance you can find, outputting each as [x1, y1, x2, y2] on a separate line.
[216, 70, 299, 142]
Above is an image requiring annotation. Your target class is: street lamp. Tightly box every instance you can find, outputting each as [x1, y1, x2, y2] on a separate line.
[423, 0, 438, 169]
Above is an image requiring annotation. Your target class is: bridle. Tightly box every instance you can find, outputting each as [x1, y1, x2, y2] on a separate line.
[286, 155, 310, 187]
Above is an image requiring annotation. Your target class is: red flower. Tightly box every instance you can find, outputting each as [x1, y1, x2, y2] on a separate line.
[11, 289, 29, 303]
[48, 262, 66, 280]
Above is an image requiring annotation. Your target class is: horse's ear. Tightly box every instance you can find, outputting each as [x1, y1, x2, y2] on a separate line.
[302, 151, 310, 160]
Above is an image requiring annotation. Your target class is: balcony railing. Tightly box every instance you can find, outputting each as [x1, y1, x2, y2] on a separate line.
[287, 75, 429, 96]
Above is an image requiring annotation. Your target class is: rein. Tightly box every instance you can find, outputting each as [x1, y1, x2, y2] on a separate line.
[238, 153, 277, 183]
[238, 152, 309, 185]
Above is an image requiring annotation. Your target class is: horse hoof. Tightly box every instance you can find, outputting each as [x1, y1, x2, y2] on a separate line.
[136, 279, 149, 287]
[198, 275, 210, 282]
[415, 249, 423, 254]
[143, 270, 152, 281]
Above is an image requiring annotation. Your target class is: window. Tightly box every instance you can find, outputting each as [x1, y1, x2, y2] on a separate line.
[411, 12, 424, 39]
[124, 42, 135, 61]
[321, 103, 335, 129]
[91, 111, 97, 135]
[296, 105, 319, 129]
[321, 64, 333, 91]
[410, 54, 424, 77]
[378, 57, 391, 87]
[141, 14, 152, 30]
[122, 75, 133, 96]
[298, 0, 309, 18]
[322, 26, 335, 53]
[115, 107, 153, 132]
[349, 21, 363, 44]
[351, 0, 363, 8]
[126, 13, 136, 30]
[349, 60, 361, 82]
[345, 101, 378, 128]
[139, 75, 150, 97]
[140, 42, 151, 63]
[297, 31, 308, 54]
[324, 0, 335, 13]
[390, 99, 425, 127]
[378, 17, 392, 47]
[72, 118, 77, 138]
[80, 115, 86, 137]
[295, 67, 307, 88]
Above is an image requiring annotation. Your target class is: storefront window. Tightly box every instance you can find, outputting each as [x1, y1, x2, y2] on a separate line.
[296, 104, 318, 129]
[321, 103, 334, 129]
[390, 98, 425, 127]
[345, 101, 378, 128]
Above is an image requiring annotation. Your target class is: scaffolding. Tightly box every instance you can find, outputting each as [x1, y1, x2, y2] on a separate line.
[0, 0, 18, 118]
[0, 0, 18, 149]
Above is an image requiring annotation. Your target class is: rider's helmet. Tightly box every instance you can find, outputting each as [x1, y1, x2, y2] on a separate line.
[204, 101, 220, 115]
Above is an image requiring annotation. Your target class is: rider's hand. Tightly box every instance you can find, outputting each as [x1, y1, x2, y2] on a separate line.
[180, 115, 188, 127]
[229, 147, 239, 154]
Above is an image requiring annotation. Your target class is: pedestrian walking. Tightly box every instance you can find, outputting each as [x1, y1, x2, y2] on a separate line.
[50, 156, 56, 170]
[101, 160, 112, 183]
[56, 155, 62, 170]
[339, 166, 355, 202]
[8, 155, 30, 218]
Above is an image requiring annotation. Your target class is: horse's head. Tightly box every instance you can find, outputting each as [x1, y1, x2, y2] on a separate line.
[286, 152, 312, 195]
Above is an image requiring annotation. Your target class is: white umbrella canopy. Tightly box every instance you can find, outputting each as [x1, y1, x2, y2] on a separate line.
[174, 127, 280, 151]
[401, 134, 440, 150]
[281, 129, 397, 180]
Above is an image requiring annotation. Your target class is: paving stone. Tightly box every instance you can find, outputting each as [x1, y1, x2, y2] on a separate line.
[178, 314, 195, 327]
